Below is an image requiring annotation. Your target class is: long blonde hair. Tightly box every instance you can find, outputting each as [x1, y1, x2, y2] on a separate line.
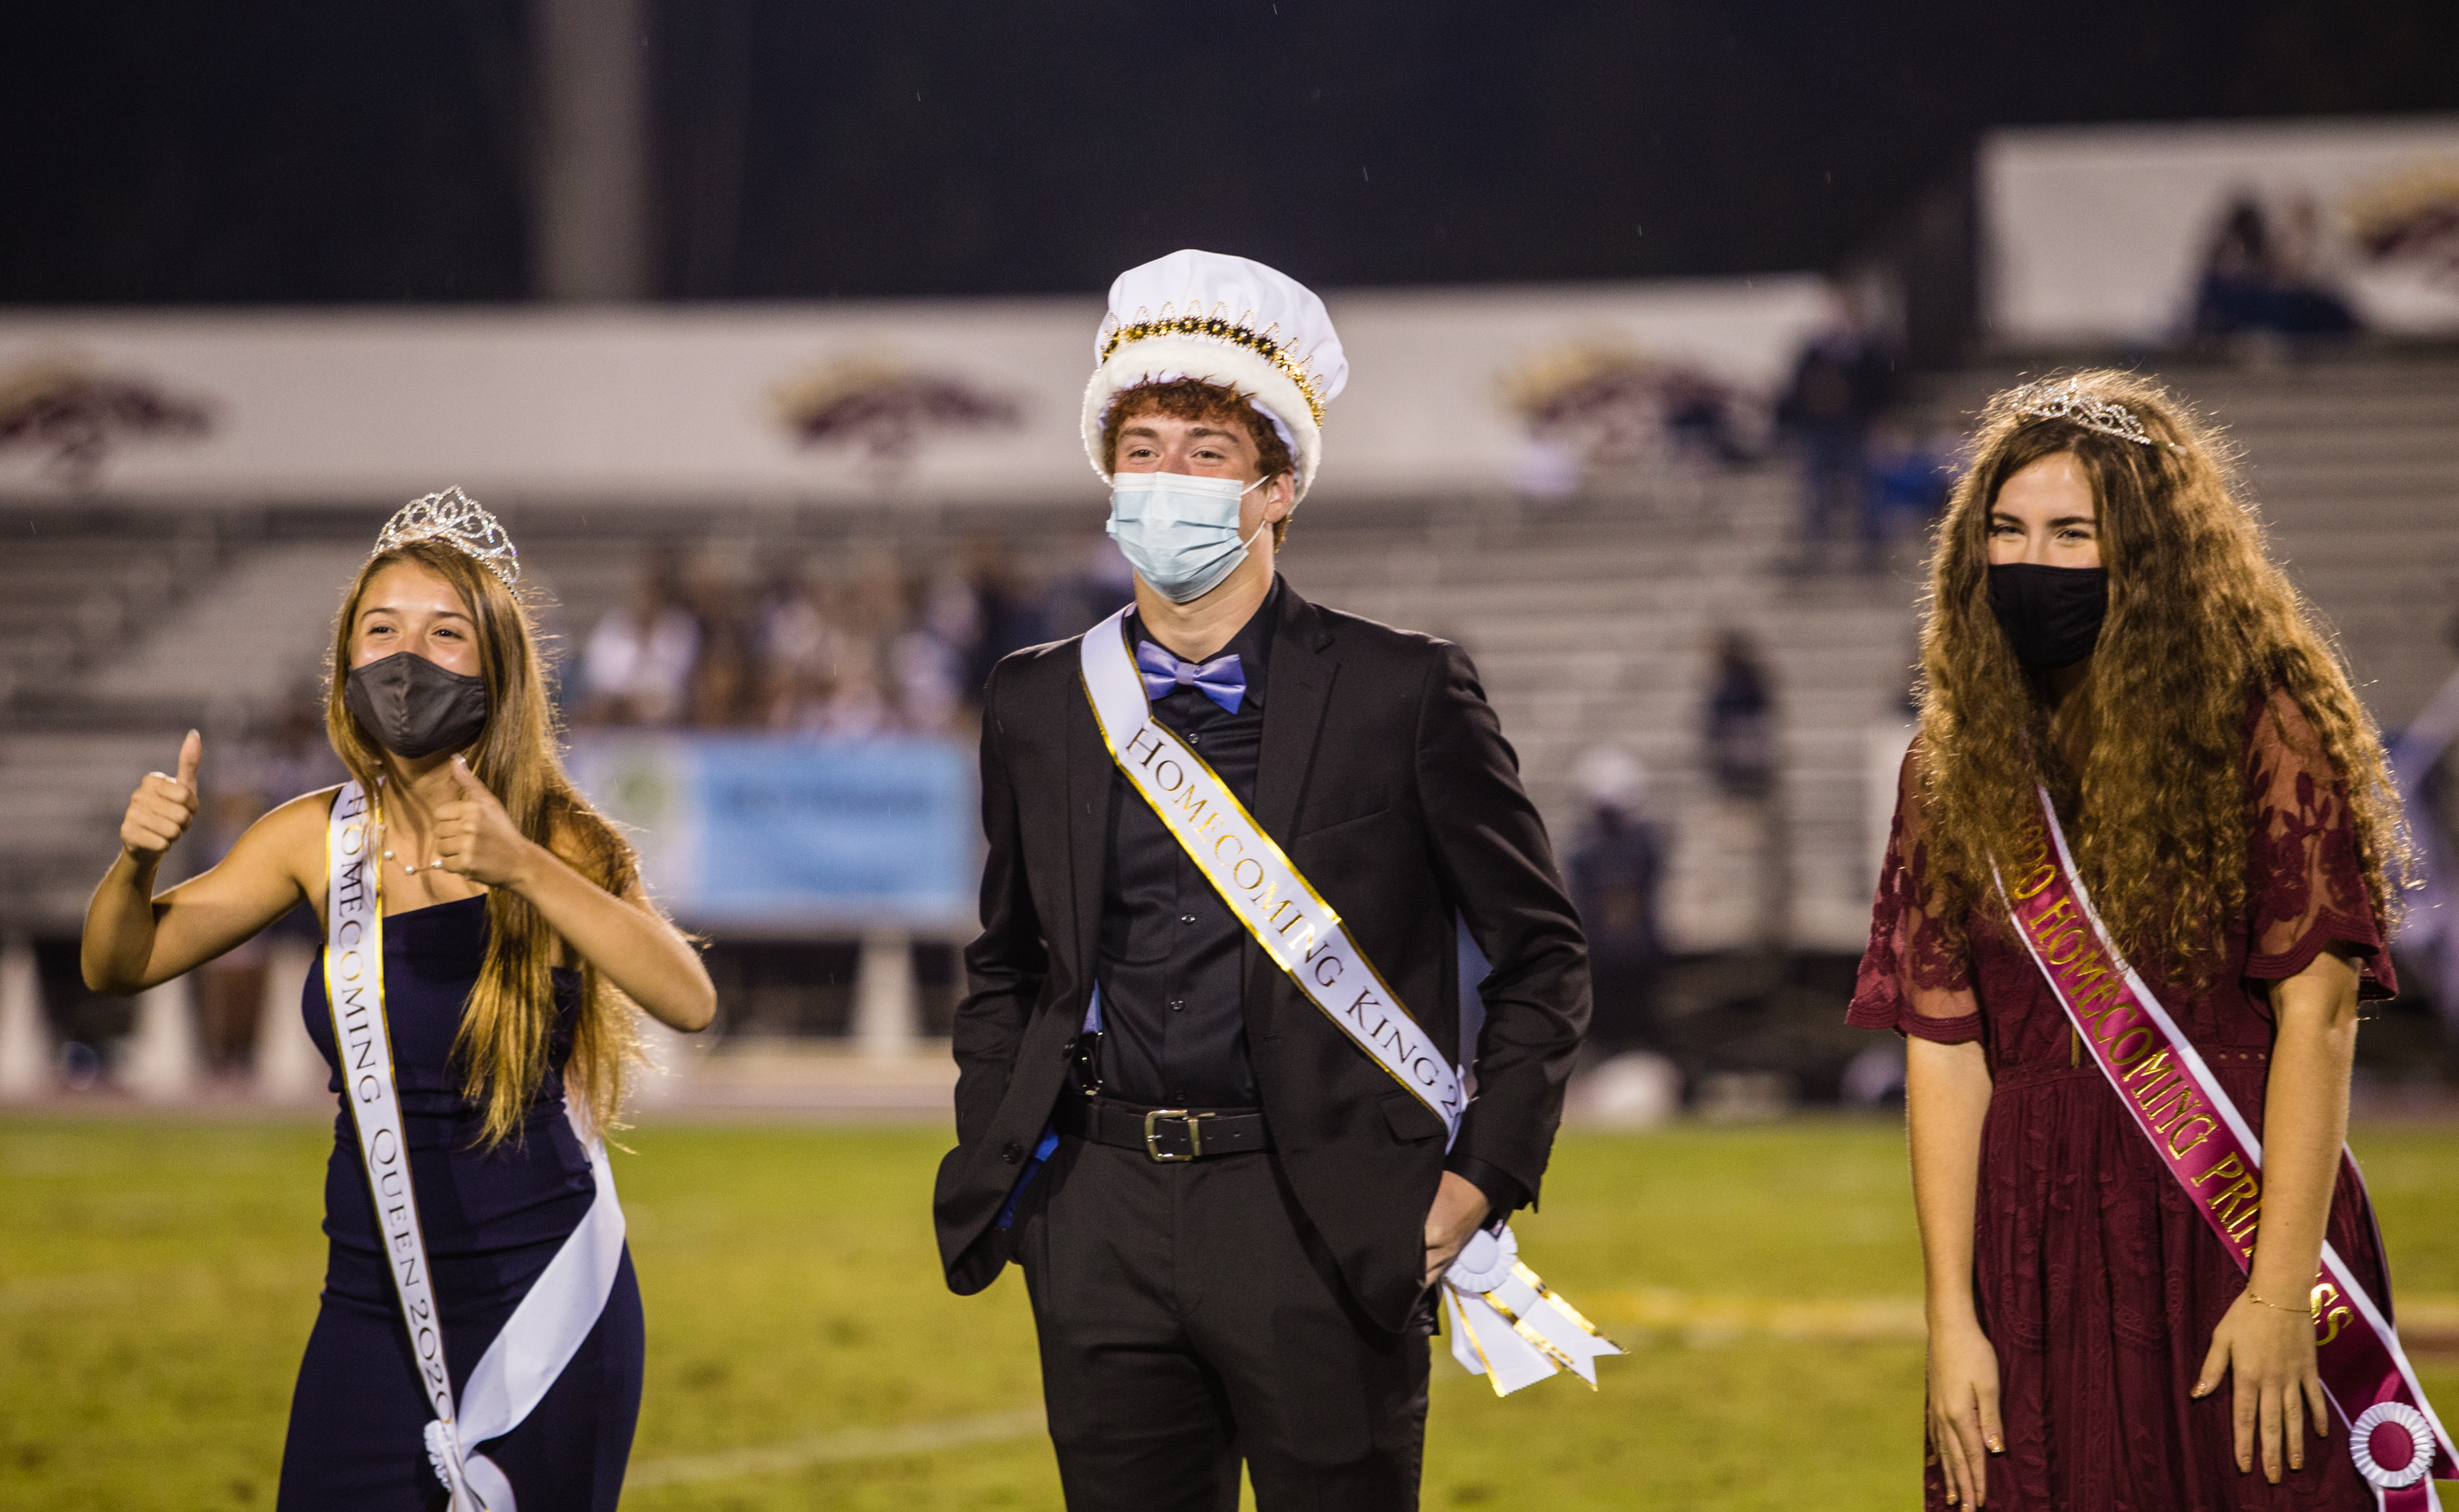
[1915, 370, 2407, 982]
[325, 540, 643, 1146]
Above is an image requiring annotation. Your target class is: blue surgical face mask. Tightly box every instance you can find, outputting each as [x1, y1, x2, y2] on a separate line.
[1105, 471, 1268, 604]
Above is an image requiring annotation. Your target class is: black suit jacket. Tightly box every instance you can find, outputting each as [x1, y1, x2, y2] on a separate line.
[931, 580, 1590, 1332]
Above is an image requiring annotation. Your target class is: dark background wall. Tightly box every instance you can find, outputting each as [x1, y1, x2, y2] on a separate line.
[7, 1, 2459, 305]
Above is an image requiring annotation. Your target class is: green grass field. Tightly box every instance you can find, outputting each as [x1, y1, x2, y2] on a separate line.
[4, 1113, 2454, 1510]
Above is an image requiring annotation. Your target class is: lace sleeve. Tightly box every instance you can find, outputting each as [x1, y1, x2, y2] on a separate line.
[1848, 742, 1985, 1042]
[2244, 689, 2398, 1000]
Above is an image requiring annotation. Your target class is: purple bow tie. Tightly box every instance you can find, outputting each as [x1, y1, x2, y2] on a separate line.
[1136, 640, 1247, 714]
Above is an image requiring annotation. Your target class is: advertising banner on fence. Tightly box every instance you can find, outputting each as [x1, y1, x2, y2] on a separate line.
[1984, 116, 2459, 347]
[566, 734, 977, 933]
[0, 277, 1833, 505]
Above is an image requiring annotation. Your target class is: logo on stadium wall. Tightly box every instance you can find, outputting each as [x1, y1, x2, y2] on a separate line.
[0, 352, 213, 488]
[772, 353, 1022, 490]
[2348, 160, 2459, 286]
[1496, 342, 1761, 495]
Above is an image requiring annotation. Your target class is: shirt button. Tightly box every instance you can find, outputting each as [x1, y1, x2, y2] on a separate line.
[1169, 999, 1185, 1012]
[1001, 1141, 1025, 1165]
[1180, 915, 1197, 924]
[1187, 733, 1201, 745]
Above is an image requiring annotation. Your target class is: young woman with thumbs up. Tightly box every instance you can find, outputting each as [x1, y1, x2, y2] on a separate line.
[82, 490, 714, 1511]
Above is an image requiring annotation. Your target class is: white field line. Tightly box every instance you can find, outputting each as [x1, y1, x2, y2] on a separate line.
[624, 1407, 1047, 1489]
[1590, 1292, 2459, 1345]
[595, 1296, 2459, 1492]
[1597, 1287, 1928, 1342]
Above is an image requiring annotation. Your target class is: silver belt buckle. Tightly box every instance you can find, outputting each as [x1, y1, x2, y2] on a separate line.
[1142, 1108, 1207, 1162]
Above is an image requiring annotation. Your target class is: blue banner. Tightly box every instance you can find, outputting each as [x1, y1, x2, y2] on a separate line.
[566, 735, 977, 930]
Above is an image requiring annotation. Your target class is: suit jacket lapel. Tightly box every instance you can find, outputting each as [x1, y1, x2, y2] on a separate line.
[1256, 579, 1337, 842]
[1064, 647, 1110, 981]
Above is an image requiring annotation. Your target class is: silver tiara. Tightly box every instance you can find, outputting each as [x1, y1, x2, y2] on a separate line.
[2008, 379, 2173, 450]
[372, 486, 520, 588]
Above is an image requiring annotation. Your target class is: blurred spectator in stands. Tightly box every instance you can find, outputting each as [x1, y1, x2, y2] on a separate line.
[755, 566, 838, 722]
[684, 561, 761, 728]
[893, 574, 980, 735]
[1702, 629, 1778, 799]
[189, 688, 343, 1077]
[1043, 532, 1139, 641]
[195, 750, 273, 1077]
[1567, 747, 1669, 1056]
[961, 534, 1052, 697]
[2191, 193, 2361, 346]
[2193, 196, 2272, 338]
[2266, 195, 2362, 337]
[815, 658, 895, 738]
[687, 619, 757, 728]
[1659, 366, 1761, 467]
[578, 557, 699, 725]
[1778, 301, 1896, 573]
[578, 541, 1041, 735]
[1704, 629, 1792, 947]
[1867, 419, 1957, 555]
[259, 681, 348, 806]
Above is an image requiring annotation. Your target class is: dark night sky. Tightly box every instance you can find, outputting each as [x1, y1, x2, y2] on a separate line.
[7, 2, 2458, 305]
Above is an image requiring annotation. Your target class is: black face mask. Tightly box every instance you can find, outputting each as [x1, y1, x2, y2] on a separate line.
[1987, 564, 2108, 670]
[343, 652, 490, 759]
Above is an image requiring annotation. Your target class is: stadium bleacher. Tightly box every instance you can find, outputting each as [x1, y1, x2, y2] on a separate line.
[3, 348, 2453, 1040]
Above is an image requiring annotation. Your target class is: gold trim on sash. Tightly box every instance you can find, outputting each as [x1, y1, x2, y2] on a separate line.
[1077, 611, 1463, 1131]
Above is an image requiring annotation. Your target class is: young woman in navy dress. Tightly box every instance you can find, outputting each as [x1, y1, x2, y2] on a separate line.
[83, 492, 716, 1510]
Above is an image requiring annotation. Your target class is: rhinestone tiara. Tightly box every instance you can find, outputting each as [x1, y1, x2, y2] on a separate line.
[2007, 379, 2174, 450]
[372, 486, 520, 588]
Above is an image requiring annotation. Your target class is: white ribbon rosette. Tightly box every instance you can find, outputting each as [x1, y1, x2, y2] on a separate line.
[1443, 1224, 1624, 1396]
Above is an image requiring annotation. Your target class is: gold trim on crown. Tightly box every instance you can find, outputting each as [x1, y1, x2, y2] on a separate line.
[1098, 305, 1327, 426]
[372, 486, 520, 588]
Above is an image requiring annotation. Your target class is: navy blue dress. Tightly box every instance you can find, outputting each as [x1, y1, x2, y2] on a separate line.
[277, 897, 644, 1511]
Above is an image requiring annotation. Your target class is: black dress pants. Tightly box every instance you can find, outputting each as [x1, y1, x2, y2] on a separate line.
[1016, 1133, 1429, 1512]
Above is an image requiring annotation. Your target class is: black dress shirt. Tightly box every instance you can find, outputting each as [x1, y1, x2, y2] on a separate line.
[1091, 582, 1526, 1219]
[1093, 584, 1279, 1109]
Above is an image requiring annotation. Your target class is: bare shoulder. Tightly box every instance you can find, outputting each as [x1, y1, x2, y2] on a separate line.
[253, 783, 348, 886]
[261, 784, 348, 838]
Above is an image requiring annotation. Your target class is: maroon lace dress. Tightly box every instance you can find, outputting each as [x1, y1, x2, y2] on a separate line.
[1849, 691, 2401, 1511]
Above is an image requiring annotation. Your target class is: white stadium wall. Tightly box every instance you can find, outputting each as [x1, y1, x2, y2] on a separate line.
[0, 276, 1834, 509]
[1982, 115, 2459, 347]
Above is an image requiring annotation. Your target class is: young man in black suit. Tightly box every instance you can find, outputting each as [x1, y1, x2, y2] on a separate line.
[933, 250, 1591, 1510]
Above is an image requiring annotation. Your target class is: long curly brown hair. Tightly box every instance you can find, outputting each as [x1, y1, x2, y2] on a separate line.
[1913, 370, 2407, 982]
[325, 539, 645, 1147]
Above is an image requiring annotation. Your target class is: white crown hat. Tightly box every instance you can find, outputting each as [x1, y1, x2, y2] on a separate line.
[1083, 249, 1348, 502]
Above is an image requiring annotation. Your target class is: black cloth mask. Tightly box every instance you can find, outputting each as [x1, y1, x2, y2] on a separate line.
[343, 652, 490, 759]
[1987, 563, 2108, 670]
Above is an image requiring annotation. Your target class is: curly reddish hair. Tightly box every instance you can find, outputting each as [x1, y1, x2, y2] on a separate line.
[1100, 378, 1298, 547]
[1914, 369, 2407, 983]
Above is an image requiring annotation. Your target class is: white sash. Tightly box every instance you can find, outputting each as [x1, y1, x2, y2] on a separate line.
[1996, 792, 2453, 1507]
[1077, 612, 1465, 1133]
[325, 782, 629, 1510]
[1079, 611, 1620, 1395]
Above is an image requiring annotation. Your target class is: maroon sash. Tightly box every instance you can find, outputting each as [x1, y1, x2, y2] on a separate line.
[1998, 793, 2452, 1509]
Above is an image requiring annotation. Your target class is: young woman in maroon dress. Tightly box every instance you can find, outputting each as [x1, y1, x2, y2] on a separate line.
[1851, 371, 2416, 1510]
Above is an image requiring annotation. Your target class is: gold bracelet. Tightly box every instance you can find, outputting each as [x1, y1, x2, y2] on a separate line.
[2243, 1287, 2311, 1317]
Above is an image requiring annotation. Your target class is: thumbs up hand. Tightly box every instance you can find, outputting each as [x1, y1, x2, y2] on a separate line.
[432, 755, 536, 888]
[120, 730, 203, 865]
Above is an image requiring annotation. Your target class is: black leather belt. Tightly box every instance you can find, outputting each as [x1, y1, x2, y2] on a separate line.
[1055, 1096, 1273, 1162]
